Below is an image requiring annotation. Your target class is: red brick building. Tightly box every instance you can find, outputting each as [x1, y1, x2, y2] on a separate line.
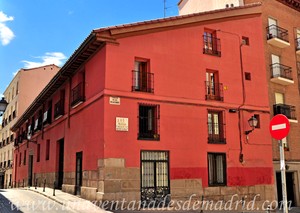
[244, 0, 300, 207]
[12, 4, 275, 207]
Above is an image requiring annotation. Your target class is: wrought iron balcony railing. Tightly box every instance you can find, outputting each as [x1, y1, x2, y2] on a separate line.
[270, 63, 293, 80]
[132, 70, 154, 93]
[203, 35, 221, 56]
[267, 25, 289, 43]
[54, 99, 64, 118]
[205, 81, 224, 101]
[273, 104, 296, 120]
[208, 123, 226, 144]
[71, 82, 85, 107]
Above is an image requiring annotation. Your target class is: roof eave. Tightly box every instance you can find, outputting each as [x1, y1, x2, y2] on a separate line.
[11, 32, 104, 132]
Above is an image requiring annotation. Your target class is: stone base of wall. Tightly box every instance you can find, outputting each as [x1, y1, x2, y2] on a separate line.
[81, 186, 98, 201]
[62, 184, 75, 195]
[23, 158, 276, 211]
[34, 172, 56, 188]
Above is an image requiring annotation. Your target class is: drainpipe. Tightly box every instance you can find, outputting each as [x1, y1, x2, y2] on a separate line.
[68, 77, 71, 128]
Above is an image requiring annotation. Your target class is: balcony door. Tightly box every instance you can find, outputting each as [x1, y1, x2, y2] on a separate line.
[268, 18, 277, 37]
[274, 93, 287, 147]
[206, 71, 220, 96]
[272, 54, 280, 77]
[141, 151, 170, 207]
[275, 92, 284, 104]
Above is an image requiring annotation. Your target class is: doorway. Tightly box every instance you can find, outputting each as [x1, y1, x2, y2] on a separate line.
[276, 172, 295, 207]
[268, 17, 278, 37]
[28, 155, 33, 187]
[141, 151, 170, 207]
[57, 139, 64, 189]
[75, 152, 82, 195]
[0, 173, 4, 189]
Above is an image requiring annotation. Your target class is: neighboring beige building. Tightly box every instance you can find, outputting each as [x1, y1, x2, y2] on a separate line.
[0, 64, 59, 188]
[178, 0, 244, 15]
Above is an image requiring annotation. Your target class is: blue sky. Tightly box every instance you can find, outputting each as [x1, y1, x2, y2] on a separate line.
[0, 0, 179, 95]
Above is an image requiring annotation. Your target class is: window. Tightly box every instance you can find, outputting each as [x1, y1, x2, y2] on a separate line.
[43, 100, 52, 125]
[207, 110, 226, 144]
[245, 72, 251, 80]
[208, 153, 226, 186]
[205, 71, 223, 101]
[268, 17, 278, 38]
[16, 82, 19, 95]
[273, 92, 296, 119]
[138, 104, 160, 140]
[132, 60, 154, 93]
[46, 140, 50, 160]
[297, 62, 300, 94]
[71, 71, 85, 107]
[203, 30, 221, 56]
[54, 90, 65, 118]
[242, 36, 249, 46]
[296, 30, 300, 50]
[37, 144, 40, 162]
[254, 114, 260, 128]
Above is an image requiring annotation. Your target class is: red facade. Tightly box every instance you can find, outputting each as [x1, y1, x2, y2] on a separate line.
[12, 4, 275, 205]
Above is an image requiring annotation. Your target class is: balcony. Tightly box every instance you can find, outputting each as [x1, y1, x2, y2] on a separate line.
[12, 110, 16, 119]
[132, 70, 154, 93]
[71, 82, 85, 107]
[54, 99, 64, 119]
[203, 35, 221, 57]
[208, 125, 226, 144]
[34, 117, 42, 132]
[270, 63, 294, 85]
[296, 38, 300, 55]
[267, 25, 290, 48]
[43, 107, 52, 125]
[205, 81, 224, 101]
[273, 104, 297, 122]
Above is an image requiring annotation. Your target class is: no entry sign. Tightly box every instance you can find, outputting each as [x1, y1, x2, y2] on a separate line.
[269, 114, 290, 140]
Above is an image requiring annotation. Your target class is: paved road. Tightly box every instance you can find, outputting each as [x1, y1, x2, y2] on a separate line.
[0, 189, 76, 213]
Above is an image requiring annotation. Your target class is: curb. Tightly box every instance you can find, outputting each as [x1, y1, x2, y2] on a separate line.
[23, 187, 64, 206]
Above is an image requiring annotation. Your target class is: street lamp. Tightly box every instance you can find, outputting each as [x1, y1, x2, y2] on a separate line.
[245, 116, 258, 135]
[0, 97, 8, 116]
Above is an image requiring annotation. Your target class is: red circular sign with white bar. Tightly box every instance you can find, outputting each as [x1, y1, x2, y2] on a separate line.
[269, 114, 290, 140]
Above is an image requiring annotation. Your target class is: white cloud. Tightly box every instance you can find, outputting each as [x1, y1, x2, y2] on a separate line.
[22, 52, 67, 69]
[0, 11, 15, 46]
[12, 70, 18, 76]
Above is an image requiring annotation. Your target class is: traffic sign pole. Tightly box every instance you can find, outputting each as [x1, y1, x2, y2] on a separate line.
[269, 114, 290, 213]
[279, 139, 288, 213]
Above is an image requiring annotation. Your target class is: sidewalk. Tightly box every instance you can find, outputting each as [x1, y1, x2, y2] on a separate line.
[24, 186, 110, 213]
[22, 187, 300, 213]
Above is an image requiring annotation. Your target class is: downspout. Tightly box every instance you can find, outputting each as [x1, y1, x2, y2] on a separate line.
[237, 42, 246, 163]
[218, 30, 245, 163]
[68, 77, 71, 128]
